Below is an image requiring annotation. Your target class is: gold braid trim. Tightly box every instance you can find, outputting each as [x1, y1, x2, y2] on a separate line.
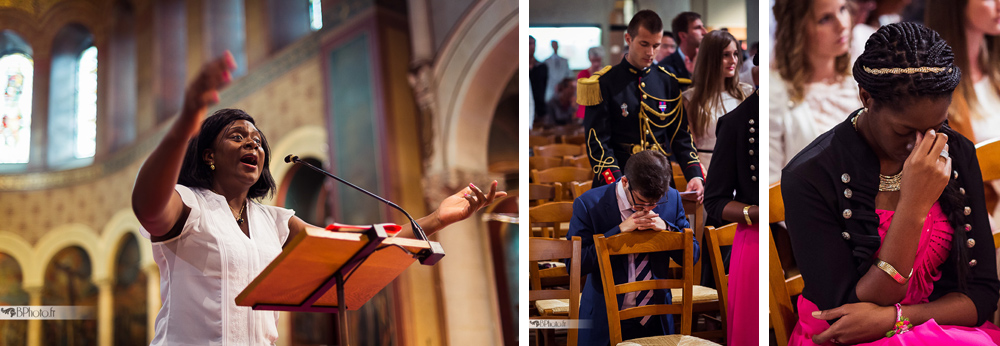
[577, 65, 612, 106]
[659, 65, 692, 84]
[861, 66, 949, 75]
[586, 128, 618, 174]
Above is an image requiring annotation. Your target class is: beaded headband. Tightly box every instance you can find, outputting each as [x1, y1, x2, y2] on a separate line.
[862, 66, 951, 75]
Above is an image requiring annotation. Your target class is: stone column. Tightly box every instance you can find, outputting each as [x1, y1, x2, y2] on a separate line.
[25, 286, 41, 346]
[96, 278, 114, 346]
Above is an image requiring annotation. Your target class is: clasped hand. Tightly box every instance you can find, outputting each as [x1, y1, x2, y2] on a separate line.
[621, 210, 668, 232]
[810, 302, 896, 345]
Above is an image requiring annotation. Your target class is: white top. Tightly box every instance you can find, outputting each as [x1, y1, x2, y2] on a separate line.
[972, 78, 1000, 143]
[851, 24, 877, 64]
[683, 83, 756, 172]
[614, 180, 643, 310]
[769, 71, 861, 183]
[544, 54, 572, 102]
[141, 185, 295, 346]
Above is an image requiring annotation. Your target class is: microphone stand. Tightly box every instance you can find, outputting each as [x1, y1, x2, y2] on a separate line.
[284, 154, 445, 265]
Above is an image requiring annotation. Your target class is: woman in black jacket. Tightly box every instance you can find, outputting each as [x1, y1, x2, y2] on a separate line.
[782, 22, 1000, 345]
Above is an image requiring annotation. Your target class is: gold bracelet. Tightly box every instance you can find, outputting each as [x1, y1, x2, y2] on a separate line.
[743, 205, 754, 226]
[876, 259, 912, 284]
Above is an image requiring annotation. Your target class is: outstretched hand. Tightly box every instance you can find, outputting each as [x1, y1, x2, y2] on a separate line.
[180, 51, 237, 135]
[436, 181, 507, 226]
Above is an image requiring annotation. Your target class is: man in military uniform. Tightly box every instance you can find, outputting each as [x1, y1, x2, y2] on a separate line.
[578, 9, 705, 201]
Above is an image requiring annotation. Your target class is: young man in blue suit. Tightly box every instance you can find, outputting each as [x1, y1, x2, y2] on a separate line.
[567, 150, 699, 346]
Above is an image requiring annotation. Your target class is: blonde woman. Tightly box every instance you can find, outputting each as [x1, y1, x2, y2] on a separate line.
[770, 0, 862, 183]
[682, 30, 753, 173]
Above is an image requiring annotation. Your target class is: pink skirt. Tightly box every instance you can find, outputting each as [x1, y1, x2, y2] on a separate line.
[727, 223, 758, 345]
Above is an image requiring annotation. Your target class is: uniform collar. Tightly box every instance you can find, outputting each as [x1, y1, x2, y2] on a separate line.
[619, 57, 648, 75]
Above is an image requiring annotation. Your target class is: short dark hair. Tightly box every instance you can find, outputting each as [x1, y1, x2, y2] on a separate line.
[672, 12, 702, 36]
[624, 150, 672, 200]
[627, 10, 663, 38]
[178, 108, 277, 200]
[853, 22, 960, 110]
[663, 31, 675, 40]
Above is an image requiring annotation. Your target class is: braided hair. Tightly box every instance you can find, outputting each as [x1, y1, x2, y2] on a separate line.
[854, 22, 972, 288]
[853, 22, 961, 110]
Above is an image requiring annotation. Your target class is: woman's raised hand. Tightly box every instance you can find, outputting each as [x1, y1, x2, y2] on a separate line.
[899, 128, 951, 213]
[179, 51, 238, 136]
[435, 181, 507, 226]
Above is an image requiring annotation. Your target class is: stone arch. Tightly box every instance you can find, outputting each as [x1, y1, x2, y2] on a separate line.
[0, 231, 34, 285]
[100, 209, 153, 274]
[267, 125, 328, 206]
[29, 223, 103, 288]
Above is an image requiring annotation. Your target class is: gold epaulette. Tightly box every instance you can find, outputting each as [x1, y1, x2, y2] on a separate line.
[577, 65, 612, 106]
[658, 65, 692, 85]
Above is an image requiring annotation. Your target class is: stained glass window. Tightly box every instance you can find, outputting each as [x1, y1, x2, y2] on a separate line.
[309, 0, 323, 31]
[0, 53, 32, 164]
[76, 46, 97, 159]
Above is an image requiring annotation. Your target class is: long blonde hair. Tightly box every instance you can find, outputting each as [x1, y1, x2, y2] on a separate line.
[772, 0, 852, 103]
[687, 30, 747, 138]
[925, 0, 1000, 138]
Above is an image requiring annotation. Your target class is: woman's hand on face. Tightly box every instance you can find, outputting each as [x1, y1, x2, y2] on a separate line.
[435, 181, 507, 226]
[180, 51, 238, 135]
[811, 302, 896, 345]
[899, 129, 951, 213]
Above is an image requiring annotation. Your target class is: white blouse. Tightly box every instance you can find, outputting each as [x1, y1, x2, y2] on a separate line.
[141, 185, 295, 345]
[683, 82, 756, 172]
[972, 78, 1000, 144]
[769, 71, 861, 183]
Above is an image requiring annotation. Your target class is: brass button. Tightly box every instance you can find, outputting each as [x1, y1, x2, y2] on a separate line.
[641, 82, 646, 88]
[960, 187, 966, 195]
[843, 209, 852, 219]
[953, 170, 959, 179]
[968, 239, 976, 248]
[842, 232, 850, 240]
[642, 94, 648, 100]
[749, 150, 755, 155]
[965, 206, 972, 216]
[750, 127, 756, 133]
[841, 173, 851, 184]
[749, 119, 755, 125]
[749, 138, 755, 144]
[965, 224, 972, 232]
[970, 259, 978, 267]
[752, 176, 757, 182]
[750, 165, 756, 171]
[844, 188, 853, 198]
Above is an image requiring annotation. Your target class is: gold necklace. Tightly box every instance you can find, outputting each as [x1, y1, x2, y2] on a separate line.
[213, 190, 247, 224]
[879, 172, 903, 192]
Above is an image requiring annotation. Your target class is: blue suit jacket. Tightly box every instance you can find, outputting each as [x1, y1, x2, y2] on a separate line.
[659, 50, 692, 81]
[566, 182, 698, 346]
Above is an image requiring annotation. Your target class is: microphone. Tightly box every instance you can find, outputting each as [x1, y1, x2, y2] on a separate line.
[284, 154, 445, 265]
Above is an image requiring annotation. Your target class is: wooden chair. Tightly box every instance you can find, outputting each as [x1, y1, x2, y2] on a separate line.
[560, 133, 586, 146]
[979, 139, 1000, 325]
[529, 202, 574, 239]
[594, 228, 720, 345]
[562, 154, 591, 169]
[769, 183, 803, 346]
[530, 236, 583, 346]
[532, 167, 593, 201]
[704, 223, 738, 335]
[671, 162, 689, 191]
[530, 156, 564, 171]
[529, 183, 563, 206]
[567, 181, 592, 200]
[534, 143, 585, 158]
[530, 134, 556, 148]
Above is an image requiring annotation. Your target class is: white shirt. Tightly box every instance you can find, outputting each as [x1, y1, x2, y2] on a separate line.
[141, 185, 295, 345]
[769, 71, 861, 183]
[683, 83, 756, 172]
[972, 78, 1000, 144]
[614, 180, 646, 310]
[544, 54, 572, 102]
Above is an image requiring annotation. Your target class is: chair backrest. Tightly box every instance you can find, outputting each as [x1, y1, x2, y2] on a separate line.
[529, 202, 575, 239]
[562, 154, 591, 169]
[530, 134, 556, 148]
[594, 229, 696, 344]
[535, 143, 585, 157]
[529, 183, 563, 206]
[705, 223, 737, 326]
[532, 167, 593, 185]
[568, 181, 593, 200]
[529, 236, 583, 346]
[561, 133, 586, 146]
[530, 156, 564, 171]
[671, 162, 689, 191]
[768, 183, 802, 346]
[977, 138, 1000, 182]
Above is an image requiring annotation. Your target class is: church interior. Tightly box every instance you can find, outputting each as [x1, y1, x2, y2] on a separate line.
[0, 0, 519, 345]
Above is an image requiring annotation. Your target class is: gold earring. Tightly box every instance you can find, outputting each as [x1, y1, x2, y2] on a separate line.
[210, 163, 215, 170]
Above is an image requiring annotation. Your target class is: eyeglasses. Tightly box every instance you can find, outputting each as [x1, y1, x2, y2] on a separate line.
[627, 182, 665, 209]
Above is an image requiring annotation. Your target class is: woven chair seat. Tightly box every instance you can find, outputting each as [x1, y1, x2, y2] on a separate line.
[617, 334, 722, 346]
[670, 285, 718, 304]
[534, 299, 570, 315]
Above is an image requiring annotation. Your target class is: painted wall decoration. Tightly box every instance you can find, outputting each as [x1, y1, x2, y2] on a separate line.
[113, 234, 146, 345]
[41, 246, 97, 346]
[0, 253, 28, 346]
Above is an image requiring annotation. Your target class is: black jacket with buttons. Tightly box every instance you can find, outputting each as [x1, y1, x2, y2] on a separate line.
[782, 111, 999, 325]
[583, 58, 702, 187]
[705, 91, 758, 224]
